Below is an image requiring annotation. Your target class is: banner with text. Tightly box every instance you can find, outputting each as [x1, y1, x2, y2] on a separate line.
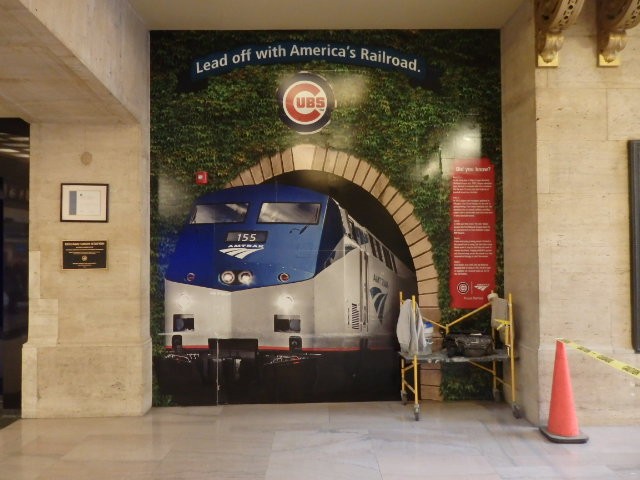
[191, 42, 430, 81]
[450, 158, 496, 308]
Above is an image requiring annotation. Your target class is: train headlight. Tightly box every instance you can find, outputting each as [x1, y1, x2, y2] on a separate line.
[277, 294, 295, 311]
[220, 270, 235, 285]
[238, 270, 253, 285]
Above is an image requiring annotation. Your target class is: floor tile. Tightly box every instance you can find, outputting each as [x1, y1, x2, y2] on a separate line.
[0, 401, 636, 480]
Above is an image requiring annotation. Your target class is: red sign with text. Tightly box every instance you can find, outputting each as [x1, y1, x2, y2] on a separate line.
[450, 158, 496, 308]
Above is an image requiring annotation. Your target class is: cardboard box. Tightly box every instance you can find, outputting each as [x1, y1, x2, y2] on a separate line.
[420, 363, 443, 401]
[432, 335, 443, 352]
[420, 365, 442, 386]
[420, 384, 443, 401]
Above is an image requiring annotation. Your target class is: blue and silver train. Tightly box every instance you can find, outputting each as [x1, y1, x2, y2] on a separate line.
[161, 183, 417, 403]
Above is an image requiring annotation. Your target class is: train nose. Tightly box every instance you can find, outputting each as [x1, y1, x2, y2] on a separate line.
[277, 294, 294, 310]
[219, 270, 254, 286]
[289, 336, 302, 352]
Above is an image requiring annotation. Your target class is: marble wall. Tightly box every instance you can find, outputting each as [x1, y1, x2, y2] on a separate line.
[501, 0, 541, 423]
[4, 0, 153, 417]
[503, 1, 640, 425]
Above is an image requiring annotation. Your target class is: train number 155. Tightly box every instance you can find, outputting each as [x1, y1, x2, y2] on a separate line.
[236, 233, 256, 242]
[225, 231, 267, 243]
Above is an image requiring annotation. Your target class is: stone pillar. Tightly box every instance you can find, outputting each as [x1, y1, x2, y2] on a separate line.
[23, 124, 151, 417]
[503, 0, 640, 424]
[501, 0, 541, 424]
[3, 0, 153, 417]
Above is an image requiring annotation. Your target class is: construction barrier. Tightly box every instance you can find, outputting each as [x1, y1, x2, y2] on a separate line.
[539, 340, 588, 444]
[558, 338, 640, 379]
[541, 338, 640, 444]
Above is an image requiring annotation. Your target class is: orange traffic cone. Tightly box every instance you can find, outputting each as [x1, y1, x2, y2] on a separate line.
[539, 340, 588, 443]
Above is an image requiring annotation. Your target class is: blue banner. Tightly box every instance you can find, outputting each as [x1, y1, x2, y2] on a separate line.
[191, 42, 430, 81]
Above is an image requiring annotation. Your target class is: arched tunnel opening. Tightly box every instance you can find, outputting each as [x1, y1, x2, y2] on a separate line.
[264, 170, 415, 272]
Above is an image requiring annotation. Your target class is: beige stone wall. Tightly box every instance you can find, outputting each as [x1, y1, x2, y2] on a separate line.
[16, 0, 149, 124]
[503, 0, 640, 425]
[11, 0, 152, 417]
[24, 123, 151, 418]
[501, 0, 541, 425]
[539, 1, 640, 425]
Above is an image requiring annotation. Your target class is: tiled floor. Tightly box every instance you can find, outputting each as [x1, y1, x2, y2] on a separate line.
[0, 401, 638, 479]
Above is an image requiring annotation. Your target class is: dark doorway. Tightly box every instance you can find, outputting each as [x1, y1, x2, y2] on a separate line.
[0, 118, 29, 414]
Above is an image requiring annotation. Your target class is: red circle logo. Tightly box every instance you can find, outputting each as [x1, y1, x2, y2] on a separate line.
[277, 72, 335, 134]
[457, 282, 470, 294]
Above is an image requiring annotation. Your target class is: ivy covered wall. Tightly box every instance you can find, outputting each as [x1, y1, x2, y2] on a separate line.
[151, 30, 502, 403]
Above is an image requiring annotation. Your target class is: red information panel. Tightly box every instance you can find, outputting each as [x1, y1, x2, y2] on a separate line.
[450, 158, 496, 308]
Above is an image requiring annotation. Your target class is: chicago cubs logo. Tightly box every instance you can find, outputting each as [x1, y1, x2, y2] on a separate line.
[277, 72, 336, 134]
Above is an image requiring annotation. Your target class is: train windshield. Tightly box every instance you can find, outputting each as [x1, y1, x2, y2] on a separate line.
[257, 202, 321, 224]
[190, 203, 249, 224]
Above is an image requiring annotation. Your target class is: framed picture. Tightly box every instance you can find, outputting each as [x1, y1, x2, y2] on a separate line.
[628, 141, 640, 352]
[60, 183, 109, 222]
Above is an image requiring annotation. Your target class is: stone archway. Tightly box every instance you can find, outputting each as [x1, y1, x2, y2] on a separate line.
[225, 144, 441, 322]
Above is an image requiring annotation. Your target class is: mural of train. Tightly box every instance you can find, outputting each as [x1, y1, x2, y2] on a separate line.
[158, 183, 417, 404]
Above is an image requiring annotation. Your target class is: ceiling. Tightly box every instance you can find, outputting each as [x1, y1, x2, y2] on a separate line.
[128, 0, 522, 30]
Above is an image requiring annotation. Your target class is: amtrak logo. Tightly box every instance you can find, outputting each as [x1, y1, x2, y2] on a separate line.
[219, 245, 264, 259]
[370, 287, 388, 322]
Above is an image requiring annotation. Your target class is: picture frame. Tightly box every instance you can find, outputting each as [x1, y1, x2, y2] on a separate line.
[628, 140, 640, 352]
[60, 183, 109, 222]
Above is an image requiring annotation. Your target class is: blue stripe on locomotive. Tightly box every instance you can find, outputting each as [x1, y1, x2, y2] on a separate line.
[165, 184, 345, 290]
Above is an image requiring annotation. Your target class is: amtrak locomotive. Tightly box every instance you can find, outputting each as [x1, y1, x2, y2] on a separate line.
[160, 183, 417, 404]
